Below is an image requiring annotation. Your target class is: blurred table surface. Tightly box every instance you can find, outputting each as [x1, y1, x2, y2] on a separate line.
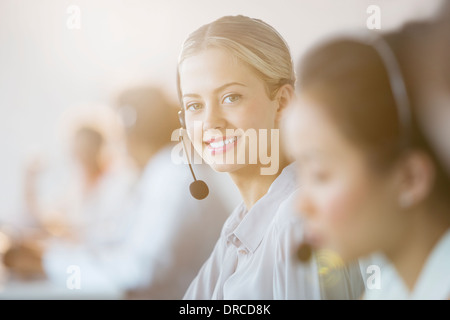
[0, 223, 124, 299]
[0, 272, 123, 300]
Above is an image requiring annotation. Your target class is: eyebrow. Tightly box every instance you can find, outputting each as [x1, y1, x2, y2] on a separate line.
[182, 82, 247, 99]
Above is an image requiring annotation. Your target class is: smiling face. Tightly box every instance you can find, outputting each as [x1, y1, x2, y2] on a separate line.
[284, 97, 408, 261]
[178, 47, 282, 173]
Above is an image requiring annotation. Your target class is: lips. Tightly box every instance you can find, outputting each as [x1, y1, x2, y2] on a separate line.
[204, 136, 238, 155]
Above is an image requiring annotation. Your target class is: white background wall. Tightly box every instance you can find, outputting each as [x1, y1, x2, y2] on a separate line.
[0, 0, 444, 223]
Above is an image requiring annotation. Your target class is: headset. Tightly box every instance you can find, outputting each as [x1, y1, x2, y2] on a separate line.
[297, 31, 412, 263]
[178, 108, 209, 200]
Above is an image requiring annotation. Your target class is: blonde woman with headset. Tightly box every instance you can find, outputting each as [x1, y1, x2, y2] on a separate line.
[177, 15, 364, 300]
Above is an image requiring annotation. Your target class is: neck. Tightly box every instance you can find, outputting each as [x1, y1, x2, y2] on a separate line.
[229, 153, 290, 210]
[385, 202, 450, 292]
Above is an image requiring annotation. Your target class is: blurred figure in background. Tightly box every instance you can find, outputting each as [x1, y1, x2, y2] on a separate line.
[4, 85, 232, 299]
[284, 15, 450, 298]
[4, 104, 137, 278]
[24, 122, 136, 242]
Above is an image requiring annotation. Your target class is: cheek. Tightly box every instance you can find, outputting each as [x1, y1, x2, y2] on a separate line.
[186, 126, 204, 158]
[237, 98, 277, 130]
[320, 187, 362, 226]
[314, 175, 393, 261]
[316, 177, 373, 237]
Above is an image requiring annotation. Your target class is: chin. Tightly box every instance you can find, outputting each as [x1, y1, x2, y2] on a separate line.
[208, 162, 247, 173]
[333, 244, 365, 264]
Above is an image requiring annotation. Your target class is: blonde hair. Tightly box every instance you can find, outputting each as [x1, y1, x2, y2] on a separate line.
[177, 15, 295, 101]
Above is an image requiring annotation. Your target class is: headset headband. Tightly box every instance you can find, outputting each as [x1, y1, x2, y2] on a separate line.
[316, 30, 413, 148]
[366, 32, 413, 149]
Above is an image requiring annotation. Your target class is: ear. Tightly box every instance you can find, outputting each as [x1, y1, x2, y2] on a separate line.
[274, 84, 296, 124]
[396, 151, 436, 209]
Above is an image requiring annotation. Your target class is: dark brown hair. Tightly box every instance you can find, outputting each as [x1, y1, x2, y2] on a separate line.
[297, 32, 449, 203]
[116, 86, 179, 147]
[298, 38, 403, 162]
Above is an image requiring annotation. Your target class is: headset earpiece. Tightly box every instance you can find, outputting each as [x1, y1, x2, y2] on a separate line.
[178, 109, 186, 129]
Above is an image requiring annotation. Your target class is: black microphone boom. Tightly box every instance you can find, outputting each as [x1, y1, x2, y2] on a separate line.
[178, 110, 209, 200]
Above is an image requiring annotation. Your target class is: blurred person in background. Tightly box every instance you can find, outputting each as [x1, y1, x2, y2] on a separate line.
[3, 105, 137, 278]
[4, 85, 232, 299]
[284, 15, 450, 298]
[23, 124, 136, 241]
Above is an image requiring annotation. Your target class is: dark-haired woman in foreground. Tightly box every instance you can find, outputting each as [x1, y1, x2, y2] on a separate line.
[285, 30, 450, 299]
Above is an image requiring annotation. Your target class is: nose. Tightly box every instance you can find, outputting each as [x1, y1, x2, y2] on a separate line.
[202, 103, 226, 131]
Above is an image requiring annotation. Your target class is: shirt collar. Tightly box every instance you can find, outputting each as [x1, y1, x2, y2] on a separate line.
[225, 162, 298, 253]
[412, 229, 450, 298]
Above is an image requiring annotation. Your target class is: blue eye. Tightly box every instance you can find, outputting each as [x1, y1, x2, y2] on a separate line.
[222, 94, 241, 104]
[186, 103, 202, 111]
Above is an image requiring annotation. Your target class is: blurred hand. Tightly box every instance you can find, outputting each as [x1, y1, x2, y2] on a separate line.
[2, 240, 45, 277]
[41, 217, 80, 243]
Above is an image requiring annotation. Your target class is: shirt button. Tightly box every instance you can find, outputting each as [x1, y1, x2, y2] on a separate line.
[231, 236, 240, 246]
[239, 249, 248, 255]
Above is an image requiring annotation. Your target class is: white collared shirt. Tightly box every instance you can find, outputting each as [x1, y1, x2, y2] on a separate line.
[183, 163, 364, 300]
[364, 229, 450, 300]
